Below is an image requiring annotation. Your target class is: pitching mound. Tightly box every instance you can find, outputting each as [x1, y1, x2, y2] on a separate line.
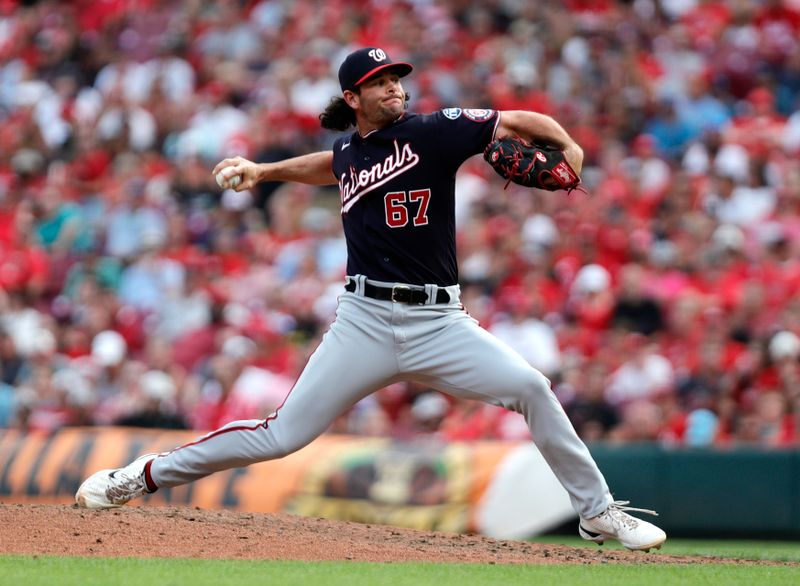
[0, 504, 776, 565]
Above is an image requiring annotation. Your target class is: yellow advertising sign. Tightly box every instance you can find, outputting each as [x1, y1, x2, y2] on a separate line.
[0, 428, 522, 534]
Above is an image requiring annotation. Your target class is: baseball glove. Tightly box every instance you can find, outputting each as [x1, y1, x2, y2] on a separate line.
[483, 136, 581, 191]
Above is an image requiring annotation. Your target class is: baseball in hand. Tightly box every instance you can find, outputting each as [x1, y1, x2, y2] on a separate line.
[215, 166, 242, 190]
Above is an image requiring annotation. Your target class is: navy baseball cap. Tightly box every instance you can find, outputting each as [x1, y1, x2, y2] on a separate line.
[338, 47, 413, 92]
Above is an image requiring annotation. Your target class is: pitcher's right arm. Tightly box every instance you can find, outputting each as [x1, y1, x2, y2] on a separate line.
[212, 151, 337, 191]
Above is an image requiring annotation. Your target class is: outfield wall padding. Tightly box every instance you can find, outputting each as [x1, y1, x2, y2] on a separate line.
[588, 443, 800, 538]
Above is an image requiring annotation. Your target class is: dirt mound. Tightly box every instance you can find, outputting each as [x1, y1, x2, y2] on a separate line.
[0, 504, 775, 565]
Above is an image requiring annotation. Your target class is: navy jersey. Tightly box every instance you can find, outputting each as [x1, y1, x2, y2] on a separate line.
[332, 108, 499, 286]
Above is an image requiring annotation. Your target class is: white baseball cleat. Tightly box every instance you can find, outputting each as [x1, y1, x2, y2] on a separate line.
[579, 500, 667, 552]
[75, 454, 157, 509]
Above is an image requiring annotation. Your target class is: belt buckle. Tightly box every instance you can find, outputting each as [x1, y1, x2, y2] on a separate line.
[391, 285, 411, 303]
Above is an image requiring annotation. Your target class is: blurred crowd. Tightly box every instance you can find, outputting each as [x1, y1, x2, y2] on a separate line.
[2, 0, 800, 448]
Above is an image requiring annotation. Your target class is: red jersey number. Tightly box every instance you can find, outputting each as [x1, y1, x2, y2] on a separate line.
[384, 189, 430, 228]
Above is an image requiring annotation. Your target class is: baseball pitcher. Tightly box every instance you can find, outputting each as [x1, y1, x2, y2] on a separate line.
[77, 47, 666, 552]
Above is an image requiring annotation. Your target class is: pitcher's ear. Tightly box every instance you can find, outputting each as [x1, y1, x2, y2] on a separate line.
[343, 89, 360, 109]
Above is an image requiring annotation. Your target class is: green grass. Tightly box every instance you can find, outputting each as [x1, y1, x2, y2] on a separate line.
[1, 553, 799, 586]
[0, 536, 800, 586]
[534, 535, 800, 563]
[0, 557, 795, 586]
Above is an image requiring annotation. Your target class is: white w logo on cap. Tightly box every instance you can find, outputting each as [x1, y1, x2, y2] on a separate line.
[368, 48, 387, 62]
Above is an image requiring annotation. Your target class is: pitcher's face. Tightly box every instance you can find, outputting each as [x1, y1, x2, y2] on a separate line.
[347, 72, 405, 130]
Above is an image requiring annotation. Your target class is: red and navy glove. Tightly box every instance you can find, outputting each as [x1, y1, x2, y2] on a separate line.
[484, 137, 581, 191]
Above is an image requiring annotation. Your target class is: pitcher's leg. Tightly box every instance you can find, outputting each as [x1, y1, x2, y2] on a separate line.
[406, 311, 612, 518]
[150, 296, 398, 488]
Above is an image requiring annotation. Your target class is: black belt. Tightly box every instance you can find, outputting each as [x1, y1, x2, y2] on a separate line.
[345, 280, 451, 305]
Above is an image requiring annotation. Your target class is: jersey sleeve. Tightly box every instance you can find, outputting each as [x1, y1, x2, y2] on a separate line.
[424, 108, 500, 169]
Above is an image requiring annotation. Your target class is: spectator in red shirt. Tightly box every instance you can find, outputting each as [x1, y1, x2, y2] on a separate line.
[754, 0, 800, 66]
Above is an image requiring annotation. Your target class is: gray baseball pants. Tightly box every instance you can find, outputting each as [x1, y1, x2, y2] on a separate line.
[149, 276, 613, 519]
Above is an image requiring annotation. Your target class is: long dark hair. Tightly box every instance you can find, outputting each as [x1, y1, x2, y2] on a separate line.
[319, 92, 411, 131]
[319, 97, 356, 131]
